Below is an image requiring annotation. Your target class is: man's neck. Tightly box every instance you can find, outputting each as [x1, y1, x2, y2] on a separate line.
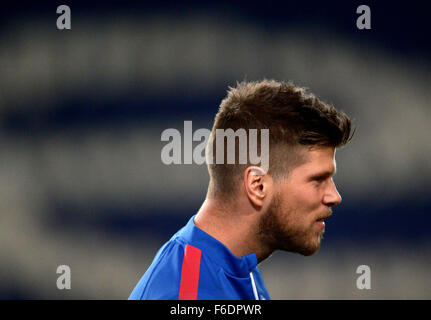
[194, 198, 273, 263]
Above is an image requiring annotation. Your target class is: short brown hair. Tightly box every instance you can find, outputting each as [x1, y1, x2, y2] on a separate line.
[207, 79, 354, 198]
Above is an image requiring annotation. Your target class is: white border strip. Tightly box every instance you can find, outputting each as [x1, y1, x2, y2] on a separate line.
[250, 272, 259, 300]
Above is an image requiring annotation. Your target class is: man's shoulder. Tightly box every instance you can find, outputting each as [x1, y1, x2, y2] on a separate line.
[128, 233, 226, 300]
[129, 236, 186, 300]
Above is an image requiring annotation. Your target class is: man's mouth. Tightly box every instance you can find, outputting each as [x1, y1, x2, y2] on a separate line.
[315, 213, 332, 229]
[316, 212, 332, 222]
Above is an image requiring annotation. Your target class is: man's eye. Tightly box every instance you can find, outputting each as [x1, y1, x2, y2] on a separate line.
[313, 179, 323, 187]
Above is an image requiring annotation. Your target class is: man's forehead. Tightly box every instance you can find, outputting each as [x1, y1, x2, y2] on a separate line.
[295, 146, 337, 172]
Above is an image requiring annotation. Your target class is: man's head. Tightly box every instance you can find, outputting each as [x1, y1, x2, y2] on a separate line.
[206, 79, 353, 256]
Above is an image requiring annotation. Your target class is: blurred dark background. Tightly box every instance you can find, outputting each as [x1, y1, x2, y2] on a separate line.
[0, 0, 430, 299]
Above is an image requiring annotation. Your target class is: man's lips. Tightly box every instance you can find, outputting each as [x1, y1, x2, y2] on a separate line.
[315, 212, 332, 228]
[316, 211, 332, 222]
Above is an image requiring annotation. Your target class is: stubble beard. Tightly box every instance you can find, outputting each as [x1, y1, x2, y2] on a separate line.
[258, 193, 323, 256]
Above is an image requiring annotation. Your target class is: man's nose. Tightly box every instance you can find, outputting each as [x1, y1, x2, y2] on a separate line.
[323, 179, 342, 207]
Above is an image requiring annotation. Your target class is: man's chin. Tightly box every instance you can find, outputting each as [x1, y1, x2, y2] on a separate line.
[298, 245, 320, 256]
[282, 241, 321, 256]
[299, 237, 324, 256]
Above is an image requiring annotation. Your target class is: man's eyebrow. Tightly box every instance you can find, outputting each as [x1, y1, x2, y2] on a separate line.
[308, 168, 336, 180]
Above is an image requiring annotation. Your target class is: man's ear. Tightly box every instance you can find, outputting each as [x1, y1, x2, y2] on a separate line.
[243, 166, 272, 208]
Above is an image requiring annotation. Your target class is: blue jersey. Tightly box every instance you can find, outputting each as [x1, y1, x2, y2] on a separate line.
[129, 215, 271, 300]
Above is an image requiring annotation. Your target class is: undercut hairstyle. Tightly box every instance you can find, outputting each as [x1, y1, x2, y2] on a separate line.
[207, 79, 354, 199]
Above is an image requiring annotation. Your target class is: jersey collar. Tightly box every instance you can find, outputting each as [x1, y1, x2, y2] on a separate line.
[177, 215, 258, 278]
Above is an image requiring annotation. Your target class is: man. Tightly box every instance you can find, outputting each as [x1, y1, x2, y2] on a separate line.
[129, 79, 353, 300]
